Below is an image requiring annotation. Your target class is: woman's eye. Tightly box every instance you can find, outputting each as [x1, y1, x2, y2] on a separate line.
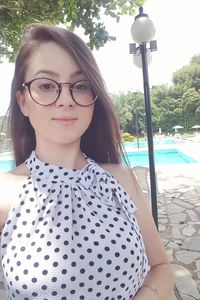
[39, 83, 56, 90]
[74, 82, 90, 92]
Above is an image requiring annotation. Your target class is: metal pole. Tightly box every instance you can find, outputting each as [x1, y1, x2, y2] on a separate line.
[140, 43, 158, 228]
[134, 92, 140, 149]
[135, 108, 139, 149]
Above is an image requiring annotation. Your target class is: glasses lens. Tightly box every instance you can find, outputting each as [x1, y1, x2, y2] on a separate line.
[30, 78, 58, 105]
[72, 80, 96, 106]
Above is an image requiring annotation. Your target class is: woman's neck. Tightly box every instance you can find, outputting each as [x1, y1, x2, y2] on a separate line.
[35, 141, 86, 170]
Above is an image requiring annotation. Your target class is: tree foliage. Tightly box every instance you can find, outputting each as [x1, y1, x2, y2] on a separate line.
[0, 115, 9, 137]
[112, 91, 146, 135]
[112, 53, 200, 135]
[172, 56, 200, 91]
[182, 88, 200, 129]
[0, 0, 145, 61]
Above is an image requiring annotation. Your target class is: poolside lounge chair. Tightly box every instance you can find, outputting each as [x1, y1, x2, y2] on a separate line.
[0, 287, 6, 300]
[0, 275, 6, 300]
[132, 166, 164, 205]
[0, 237, 6, 299]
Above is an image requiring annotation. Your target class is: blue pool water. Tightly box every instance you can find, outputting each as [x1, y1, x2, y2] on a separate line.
[0, 148, 198, 172]
[0, 159, 15, 172]
[124, 139, 176, 148]
[0, 152, 15, 172]
[125, 149, 198, 167]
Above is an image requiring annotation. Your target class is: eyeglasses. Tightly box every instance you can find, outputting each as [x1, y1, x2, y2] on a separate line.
[22, 78, 98, 107]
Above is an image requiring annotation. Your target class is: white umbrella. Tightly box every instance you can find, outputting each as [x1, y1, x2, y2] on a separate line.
[172, 125, 184, 133]
[192, 125, 200, 129]
[172, 125, 184, 129]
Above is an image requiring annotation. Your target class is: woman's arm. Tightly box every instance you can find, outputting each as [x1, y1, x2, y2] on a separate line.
[103, 164, 174, 300]
[131, 182, 174, 300]
[0, 171, 27, 232]
[134, 264, 173, 299]
[0, 170, 28, 298]
[0, 173, 15, 232]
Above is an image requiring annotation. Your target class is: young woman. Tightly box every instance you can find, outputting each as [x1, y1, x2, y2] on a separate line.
[0, 23, 173, 300]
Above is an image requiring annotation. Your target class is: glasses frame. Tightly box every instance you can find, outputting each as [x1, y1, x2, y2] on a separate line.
[22, 77, 98, 107]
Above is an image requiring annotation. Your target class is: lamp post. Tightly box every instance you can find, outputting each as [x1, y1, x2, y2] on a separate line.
[134, 92, 139, 149]
[129, 7, 158, 228]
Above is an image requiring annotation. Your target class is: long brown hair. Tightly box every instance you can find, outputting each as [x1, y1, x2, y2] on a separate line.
[8, 23, 127, 167]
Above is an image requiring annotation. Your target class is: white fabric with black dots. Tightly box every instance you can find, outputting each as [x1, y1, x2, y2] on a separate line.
[0, 151, 149, 300]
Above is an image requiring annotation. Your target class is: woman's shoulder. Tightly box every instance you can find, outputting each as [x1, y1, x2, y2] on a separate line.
[100, 162, 131, 180]
[0, 163, 30, 182]
[0, 163, 30, 197]
[99, 163, 140, 202]
[0, 164, 30, 231]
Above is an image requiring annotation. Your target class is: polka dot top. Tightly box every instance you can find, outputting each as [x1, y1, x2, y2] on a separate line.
[0, 151, 149, 300]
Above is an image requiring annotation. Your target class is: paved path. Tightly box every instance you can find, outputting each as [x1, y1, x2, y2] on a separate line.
[157, 163, 200, 300]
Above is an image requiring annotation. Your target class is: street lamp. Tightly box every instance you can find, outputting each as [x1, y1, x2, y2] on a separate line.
[129, 7, 158, 228]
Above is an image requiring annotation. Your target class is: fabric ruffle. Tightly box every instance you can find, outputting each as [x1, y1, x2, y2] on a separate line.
[25, 152, 138, 224]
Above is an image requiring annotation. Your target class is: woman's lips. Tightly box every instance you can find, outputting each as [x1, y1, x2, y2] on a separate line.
[52, 117, 78, 125]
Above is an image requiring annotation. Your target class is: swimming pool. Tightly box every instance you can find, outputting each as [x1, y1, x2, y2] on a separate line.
[0, 148, 198, 172]
[125, 149, 198, 167]
[0, 153, 15, 172]
[0, 159, 15, 172]
[124, 139, 176, 148]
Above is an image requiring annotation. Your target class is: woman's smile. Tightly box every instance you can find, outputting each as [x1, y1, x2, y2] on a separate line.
[52, 116, 78, 125]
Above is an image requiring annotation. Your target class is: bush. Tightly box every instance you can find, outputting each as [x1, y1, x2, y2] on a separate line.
[122, 132, 134, 142]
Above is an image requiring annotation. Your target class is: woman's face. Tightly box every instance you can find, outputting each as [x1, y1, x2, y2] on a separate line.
[17, 41, 95, 148]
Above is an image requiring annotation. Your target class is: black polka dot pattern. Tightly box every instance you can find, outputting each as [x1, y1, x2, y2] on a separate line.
[0, 151, 149, 299]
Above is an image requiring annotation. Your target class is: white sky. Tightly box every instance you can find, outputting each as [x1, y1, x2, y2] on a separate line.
[0, 0, 200, 115]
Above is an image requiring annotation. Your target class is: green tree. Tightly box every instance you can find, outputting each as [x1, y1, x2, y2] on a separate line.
[150, 85, 184, 132]
[172, 54, 200, 91]
[112, 91, 145, 134]
[172, 65, 193, 92]
[112, 92, 133, 132]
[190, 54, 200, 65]
[0, 116, 8, 133]
[151, 85, 171, 131]
[0, 0, 144, 61]
[182, 88, 200, 129]
[132, 92, 146, 135]
[113, 54, 200, 135]
[151, 54, 200, 133]
[158, 98, 182, 132]
[0, 115, 10, 149]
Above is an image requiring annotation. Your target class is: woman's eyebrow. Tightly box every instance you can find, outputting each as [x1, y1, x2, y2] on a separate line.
[34, 69, 83, 78]
[34, 70, 60, 77]
[70, 70, 83, 78]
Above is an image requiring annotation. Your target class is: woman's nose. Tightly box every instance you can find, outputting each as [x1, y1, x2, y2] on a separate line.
[55, 84, 75, 107]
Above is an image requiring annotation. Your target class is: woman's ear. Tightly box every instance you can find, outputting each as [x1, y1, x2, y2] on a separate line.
[16, 90, 29, 117]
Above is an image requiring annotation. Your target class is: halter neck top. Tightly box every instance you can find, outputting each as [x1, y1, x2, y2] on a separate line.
[0, 151, 149, 300]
